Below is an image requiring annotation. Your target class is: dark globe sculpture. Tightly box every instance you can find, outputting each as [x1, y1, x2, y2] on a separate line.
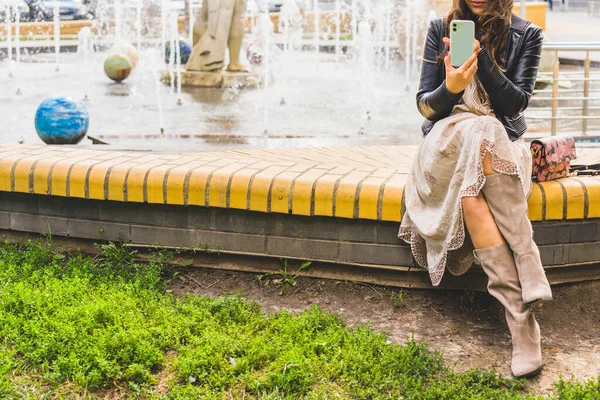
[104, 54, 133, 82]
[165, 39, 192, 65]
[35, 97, 89, 145]
[104, 43, 139, 83]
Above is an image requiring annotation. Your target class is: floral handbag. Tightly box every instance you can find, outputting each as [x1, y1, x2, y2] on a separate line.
[530, 136, 577, 182]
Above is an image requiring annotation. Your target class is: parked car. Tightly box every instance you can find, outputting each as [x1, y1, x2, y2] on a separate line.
[22, 0, 54, 21]
[0, 1, 45, 23]
[41, 0, 94, 20]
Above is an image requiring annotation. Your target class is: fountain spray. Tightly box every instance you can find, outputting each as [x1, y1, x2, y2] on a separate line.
[136, 0, 142, 51]
[357, 20, 373, 133]
[187, 0, 194, 46]
[279, 0, 301, 71]
[161, 0, 167, 67]
[168, 13, 175, 94]
[254, 13, 274, 136]
[313, 0, 319, 63]
[335, 0, 341, 63]
[53, 1, 60, 71]
[172, 13, 182, 105]
[350, 0, 357, 46]
[14, 1, 19, 65]
[411, 0, 418, 81]
[5, 3, 12, 77]
[154, 63, 166, 134]
[78, 27, 94, 101]
[404, 0, 412, 90]
[114, 0, 122, 44]
[384, 0, 391, 70]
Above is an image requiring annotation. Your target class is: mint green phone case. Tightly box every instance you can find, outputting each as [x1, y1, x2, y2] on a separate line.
[450, 20, 475, 68]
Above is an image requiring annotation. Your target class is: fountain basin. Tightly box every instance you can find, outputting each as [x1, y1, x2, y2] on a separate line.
[0, 143, 599, 290]
[160, 70, 262, 88]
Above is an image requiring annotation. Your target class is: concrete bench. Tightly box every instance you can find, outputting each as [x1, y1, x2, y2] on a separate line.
[1, 143, 599, 290]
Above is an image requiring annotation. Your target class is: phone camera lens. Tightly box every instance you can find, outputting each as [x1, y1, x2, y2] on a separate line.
[452, 28, 457, 31]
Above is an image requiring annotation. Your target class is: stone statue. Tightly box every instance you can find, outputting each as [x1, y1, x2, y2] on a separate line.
[186, 0, 248, 73]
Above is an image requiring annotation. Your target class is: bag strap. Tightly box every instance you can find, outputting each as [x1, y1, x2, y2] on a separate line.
[570, 163, 600, 174]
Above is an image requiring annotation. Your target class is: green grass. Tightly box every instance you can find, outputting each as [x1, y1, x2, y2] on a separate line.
[0, 238, 597, 398]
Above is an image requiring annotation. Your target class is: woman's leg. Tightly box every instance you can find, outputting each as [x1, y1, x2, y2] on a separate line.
[463, 152, 543, 378]
[480, 161, 552, 304]
[461, 153, 503, 249]
[474, 242, 543, 378]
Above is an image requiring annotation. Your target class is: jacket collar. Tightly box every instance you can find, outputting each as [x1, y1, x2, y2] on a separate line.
[510, 13, 532, 32]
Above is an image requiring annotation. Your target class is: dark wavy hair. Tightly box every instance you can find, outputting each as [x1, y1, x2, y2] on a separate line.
[446, 0, 513, 70]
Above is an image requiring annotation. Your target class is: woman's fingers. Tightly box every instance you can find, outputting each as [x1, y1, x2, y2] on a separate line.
[443, 37, 451, 47]
[466, 57, 478, 78]
[458, 52, 478, 72]
[443, 52, 454, 71]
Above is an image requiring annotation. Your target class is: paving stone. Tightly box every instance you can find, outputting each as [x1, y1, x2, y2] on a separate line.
[226, 210, 268, 235]
[267, 214, 377, 243]
[131, 225, 197, 247]
[188, 206, 229, 231]
[569, 222, 599, 243]
[338, 242, 416, 266]
[162, 206, 189, 227]
[195, 230, 266, 254]
[37, 196, 99, 220]
[533, 223, 570, 245]
[98, 201, 164, 226]
[336, 219, 378, 243]
[69, 219, 130, 242]
[375, 222, 404, 245]
[0, 192, 38, 213]
[566, 243, 600, 264]
[539, 245, 566, 266]
[266, 236, 339, 261]
[10, 213, 69, 236]
[0, 211, 9, 229]
[533, 222, 598, 245]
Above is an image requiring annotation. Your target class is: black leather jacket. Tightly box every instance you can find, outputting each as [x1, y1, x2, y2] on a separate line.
[417, 14, 544, 141]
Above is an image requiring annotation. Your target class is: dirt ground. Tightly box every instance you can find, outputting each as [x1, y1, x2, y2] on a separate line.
[168, 267, 600, 396]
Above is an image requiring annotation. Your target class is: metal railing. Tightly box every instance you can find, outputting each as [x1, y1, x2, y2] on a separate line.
[529, 43, 600, 136]
[589, 0, 600, 16]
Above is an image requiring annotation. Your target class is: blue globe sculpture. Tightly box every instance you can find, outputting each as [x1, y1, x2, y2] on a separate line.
[165, 39, 192, 65]
[35, 97, 89, 145]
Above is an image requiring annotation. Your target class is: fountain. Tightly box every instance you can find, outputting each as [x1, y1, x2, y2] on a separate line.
[78, 26, 95, 100]
[0, 0, 436, 150]
[253, 12, 275, 134]
[356, 20, 373, 132]
[53, 0, 60, 71]
[279, 0, 302, 54]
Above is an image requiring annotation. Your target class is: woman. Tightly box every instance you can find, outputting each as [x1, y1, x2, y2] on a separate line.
[398, 0, 552, 379]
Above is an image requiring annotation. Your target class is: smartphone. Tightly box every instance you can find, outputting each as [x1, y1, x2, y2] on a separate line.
[450, 20, 475, 68]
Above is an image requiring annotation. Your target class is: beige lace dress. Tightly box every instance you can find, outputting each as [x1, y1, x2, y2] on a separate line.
[398, 78, 532, 286]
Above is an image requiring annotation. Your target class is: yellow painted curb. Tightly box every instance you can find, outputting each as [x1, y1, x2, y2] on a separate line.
[0, 144, 599, 223]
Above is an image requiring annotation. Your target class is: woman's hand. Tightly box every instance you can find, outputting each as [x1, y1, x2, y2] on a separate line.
[441, 36, 480, 94]
[444, 51, 478, 94]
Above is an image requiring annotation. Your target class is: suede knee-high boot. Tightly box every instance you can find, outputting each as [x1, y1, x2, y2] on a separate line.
[474, 242, 543, 378]
[481, 173, 552, 304]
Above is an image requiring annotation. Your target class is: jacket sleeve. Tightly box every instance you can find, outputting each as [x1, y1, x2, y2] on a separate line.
[416, 19, 464, 121]
[476, 26, 543, 117]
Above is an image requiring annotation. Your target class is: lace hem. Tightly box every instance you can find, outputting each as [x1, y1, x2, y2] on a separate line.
[398, 138, 526, 286]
